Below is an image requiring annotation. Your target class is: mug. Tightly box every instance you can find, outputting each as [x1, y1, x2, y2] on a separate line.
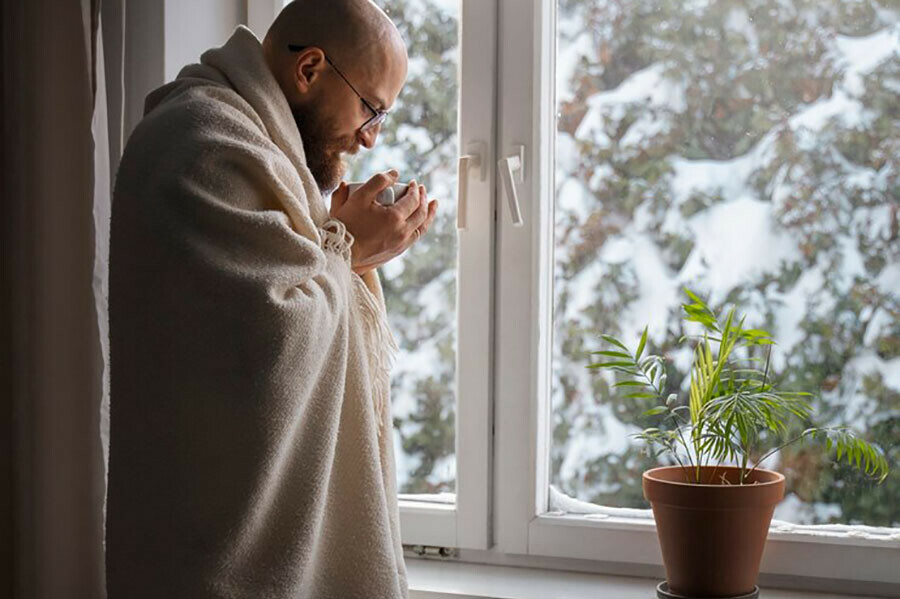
[346, 182, 412, 206]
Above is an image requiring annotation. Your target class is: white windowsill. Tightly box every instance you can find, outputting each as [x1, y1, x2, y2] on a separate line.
[406, 558, 880, 599]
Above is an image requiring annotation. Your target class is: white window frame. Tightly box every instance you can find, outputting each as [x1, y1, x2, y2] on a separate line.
[248, 0, 900, 591]
[245, 0, 496, 551]
[397, 0, 496, 551]
[492, 0, 900, 592]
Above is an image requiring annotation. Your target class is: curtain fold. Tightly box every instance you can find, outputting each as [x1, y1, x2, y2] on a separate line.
[2, 0, 124, 596]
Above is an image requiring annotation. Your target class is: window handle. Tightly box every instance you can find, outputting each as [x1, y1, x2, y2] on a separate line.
[499, 144, 525, 227]
[457, 142, 486, 231]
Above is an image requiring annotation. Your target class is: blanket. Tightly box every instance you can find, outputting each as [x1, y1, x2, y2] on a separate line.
[106, 25, 406, 598]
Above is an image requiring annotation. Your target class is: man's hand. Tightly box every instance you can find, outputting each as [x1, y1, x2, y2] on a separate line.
[329, 170, 438, 276]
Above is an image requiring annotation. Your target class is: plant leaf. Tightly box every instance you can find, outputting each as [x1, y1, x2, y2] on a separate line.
[635, 326, 648, 361]
[642, 406, 669, 417]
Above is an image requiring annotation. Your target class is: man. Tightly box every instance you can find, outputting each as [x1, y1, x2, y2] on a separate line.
[106, 1, 435, 597]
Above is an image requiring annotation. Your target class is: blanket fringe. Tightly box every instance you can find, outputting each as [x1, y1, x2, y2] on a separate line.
[319, 218, 398, 438]
[318, 219, 355, 264]
[352, 275, 399, 439]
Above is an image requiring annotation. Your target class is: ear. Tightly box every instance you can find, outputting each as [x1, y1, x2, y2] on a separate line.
[292, 47, 328, 95]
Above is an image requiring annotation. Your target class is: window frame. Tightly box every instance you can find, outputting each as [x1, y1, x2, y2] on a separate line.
[397, 0, 497, 552]
[492, 0, 900, 590]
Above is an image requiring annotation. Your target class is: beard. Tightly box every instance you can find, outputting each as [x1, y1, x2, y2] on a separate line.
[291, 104, 357, 194]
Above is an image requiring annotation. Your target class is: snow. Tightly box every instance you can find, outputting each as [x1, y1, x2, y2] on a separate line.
[555, 176, 595, 223]
[556, 30, 592, 104]
[769, 268, 824, 357]
[618, 112, 672, 155]
[549, 485, 654, 519]
[390, 336, 445, 419]
[875, 262, 900, 297]
[680, 197, 802, 305]
[393, 427, 411, 489]
[556, 404, 642, 485]
[665, 133, 774, 210]
[599, 233, 679, 341]
[833, 27, 899, 95]
[428, 453, 456, 487]
[769, 519, 900, 543]
[550, 487, 900, 537]
[575, 63, 685, 144]
[725, 7, 760, 53]
[774, 492, 843, 525]
[789, 89, 869, 134]
[396, 123, 434, 154]
[839, 353, 900, 428]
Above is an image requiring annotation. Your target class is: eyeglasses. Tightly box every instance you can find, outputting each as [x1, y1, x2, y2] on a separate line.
[287, 45, 388, 133]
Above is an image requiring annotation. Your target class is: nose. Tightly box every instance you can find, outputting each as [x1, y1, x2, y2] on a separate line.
[357, 122, 381, 149]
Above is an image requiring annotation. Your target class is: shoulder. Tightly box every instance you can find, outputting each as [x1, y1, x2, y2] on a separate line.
[136, 80, 277, 158]
[119, 80, 295, 194]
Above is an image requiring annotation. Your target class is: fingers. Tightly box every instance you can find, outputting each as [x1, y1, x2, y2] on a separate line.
[393, 181, 423, 219]
[409, 197, 439, 244]
[403, 184, 428, 230]
[354, 169, 399, 199]
[421, 199, 438, 234]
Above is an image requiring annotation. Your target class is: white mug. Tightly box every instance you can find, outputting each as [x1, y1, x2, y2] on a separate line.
[346, 182, 411, 206]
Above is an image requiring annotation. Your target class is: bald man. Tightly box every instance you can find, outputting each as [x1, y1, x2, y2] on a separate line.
[106, 1, 433, 597]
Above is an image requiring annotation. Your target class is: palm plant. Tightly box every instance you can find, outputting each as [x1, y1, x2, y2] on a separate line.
[588, 288, 889, 485]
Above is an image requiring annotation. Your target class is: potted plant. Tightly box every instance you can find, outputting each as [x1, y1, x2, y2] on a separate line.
[587, 289, 889, 599]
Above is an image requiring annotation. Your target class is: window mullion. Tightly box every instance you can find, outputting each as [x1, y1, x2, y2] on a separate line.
[492, 0, 555, 555]
[454, 0, 499, 552]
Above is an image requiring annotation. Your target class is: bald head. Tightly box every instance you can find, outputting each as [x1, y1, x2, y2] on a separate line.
[261, 0, 408, 192]
[263, 0, 407, 85]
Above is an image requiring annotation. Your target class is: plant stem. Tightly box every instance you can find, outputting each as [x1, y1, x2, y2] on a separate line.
[743, 347, 772, 482]
[673, 422, 695, 472]
[747, 430, 814, 478]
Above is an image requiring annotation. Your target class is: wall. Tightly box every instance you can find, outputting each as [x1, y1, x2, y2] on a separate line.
[124, 0, 246, 137]
[164, 0, 246, 82]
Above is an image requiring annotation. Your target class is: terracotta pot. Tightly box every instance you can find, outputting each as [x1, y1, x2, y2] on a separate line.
[643, 465, 785, 598]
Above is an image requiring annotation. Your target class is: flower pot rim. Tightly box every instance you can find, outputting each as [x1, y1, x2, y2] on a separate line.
[643, 465, 785, 488]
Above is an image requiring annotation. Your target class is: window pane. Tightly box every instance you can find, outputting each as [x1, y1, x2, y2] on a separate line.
[345, 0, 459, 495]
[552, 0, 898, 525]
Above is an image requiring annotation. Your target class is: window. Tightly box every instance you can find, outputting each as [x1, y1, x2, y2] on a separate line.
[550, 0, 899, 529]
[251, 0, 898, 589]
[492, 0, 898, 589]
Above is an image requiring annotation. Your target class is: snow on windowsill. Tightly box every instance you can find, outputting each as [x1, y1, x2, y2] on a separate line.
[548, 486, 900, 547]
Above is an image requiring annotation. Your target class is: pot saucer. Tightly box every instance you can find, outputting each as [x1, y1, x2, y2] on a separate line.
[656, 581, 760, 599]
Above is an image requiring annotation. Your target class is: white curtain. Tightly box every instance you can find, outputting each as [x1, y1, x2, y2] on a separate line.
[2, 0, 125, 596]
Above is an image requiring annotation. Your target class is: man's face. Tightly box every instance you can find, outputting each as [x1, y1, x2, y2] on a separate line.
[291, 102, 357, 194]
[289, 47, 407, 193]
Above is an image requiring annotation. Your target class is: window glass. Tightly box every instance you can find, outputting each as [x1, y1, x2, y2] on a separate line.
[552, 0, 898, 525]
[345, 0, 460, 496]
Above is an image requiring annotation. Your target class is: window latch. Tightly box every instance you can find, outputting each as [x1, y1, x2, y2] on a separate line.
[457, 141, 486, 231]
[499, 144, 525, 227]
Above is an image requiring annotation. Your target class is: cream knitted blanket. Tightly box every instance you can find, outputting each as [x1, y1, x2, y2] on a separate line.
[106, 26, 406, 598]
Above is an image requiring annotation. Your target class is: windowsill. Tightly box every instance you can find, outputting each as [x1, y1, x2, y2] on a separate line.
[406, 558, 880, 599]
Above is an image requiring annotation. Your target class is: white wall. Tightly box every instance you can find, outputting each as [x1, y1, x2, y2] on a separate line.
[124, 0, 247, 138]
[164, 0, 245, 82]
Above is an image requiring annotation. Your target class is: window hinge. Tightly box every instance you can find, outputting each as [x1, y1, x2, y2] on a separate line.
[403, 544, 459, 559]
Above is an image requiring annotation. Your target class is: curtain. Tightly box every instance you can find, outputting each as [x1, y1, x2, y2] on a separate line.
[1, 0, 125, 596]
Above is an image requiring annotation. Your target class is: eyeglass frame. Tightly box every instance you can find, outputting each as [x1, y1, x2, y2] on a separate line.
[287, 44, 388, 133]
